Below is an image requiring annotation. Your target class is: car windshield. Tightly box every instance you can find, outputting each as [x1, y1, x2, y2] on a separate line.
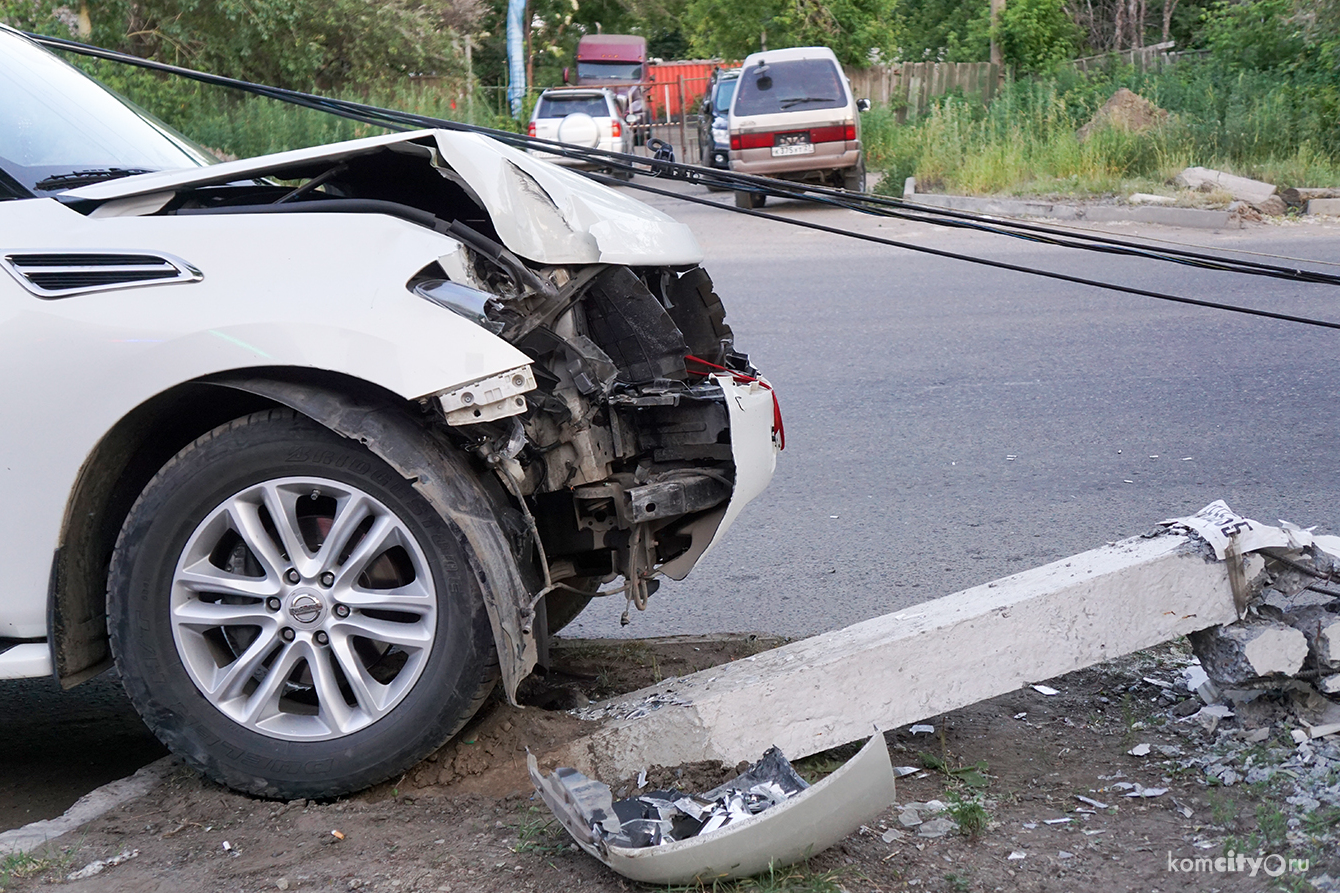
[732, 59, 846, 116]
[576, 61, 643, 81]
[537, 94, 611, 119]
[713, 78, 738, 114]
[0, 30, 212, 195]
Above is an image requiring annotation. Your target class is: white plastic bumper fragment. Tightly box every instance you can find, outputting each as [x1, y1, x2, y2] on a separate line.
[437, 364, 536, 425]
[528, 736, 896, 885]
[0, 643, 52, 679]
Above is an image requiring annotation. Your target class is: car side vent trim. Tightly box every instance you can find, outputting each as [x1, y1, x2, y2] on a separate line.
[1, 250, 203, 298]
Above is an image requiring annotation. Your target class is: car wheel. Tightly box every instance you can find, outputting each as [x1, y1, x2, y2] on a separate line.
[108, 409, 498, 799]
[843, 160, 867, 193]
[734, 190, 766, 209]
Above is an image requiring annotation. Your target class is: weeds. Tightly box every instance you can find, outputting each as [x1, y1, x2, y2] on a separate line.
[510, 806, 569, 857]
[946, 793, 990, 837]
[1255, 800, 1288, 850]
[669, 860, 850, 892]
[917, 751, 990, 789]
[864, 60, 1340, 197]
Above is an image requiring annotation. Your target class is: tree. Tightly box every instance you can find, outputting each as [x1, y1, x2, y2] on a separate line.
[998, 0, 1082, 69]
[681, 0, 901, 65]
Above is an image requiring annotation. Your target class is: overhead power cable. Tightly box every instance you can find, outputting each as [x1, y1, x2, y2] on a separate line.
[27, 31, 1340, 330]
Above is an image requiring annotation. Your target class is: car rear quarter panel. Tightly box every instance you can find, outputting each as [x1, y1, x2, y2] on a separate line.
[0, 198, 529, 638]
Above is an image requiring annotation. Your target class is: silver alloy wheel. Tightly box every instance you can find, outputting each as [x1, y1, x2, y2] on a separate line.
[169, 477, 437, 741]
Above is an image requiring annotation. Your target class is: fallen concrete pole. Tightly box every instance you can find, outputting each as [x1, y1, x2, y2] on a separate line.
[559, 531, 1250, 779]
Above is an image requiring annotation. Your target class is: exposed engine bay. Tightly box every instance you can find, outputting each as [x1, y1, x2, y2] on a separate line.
[420, 248, 763, 633]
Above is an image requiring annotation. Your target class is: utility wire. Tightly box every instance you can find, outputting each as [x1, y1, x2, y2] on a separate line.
[28, 31, 1340, 329]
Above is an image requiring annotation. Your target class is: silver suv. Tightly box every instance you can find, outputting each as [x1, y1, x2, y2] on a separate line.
[727, 46, 869, 208]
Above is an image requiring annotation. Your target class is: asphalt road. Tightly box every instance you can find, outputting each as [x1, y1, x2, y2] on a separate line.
[569, 182, 1340, 638]
[5, 180, 1339, 830]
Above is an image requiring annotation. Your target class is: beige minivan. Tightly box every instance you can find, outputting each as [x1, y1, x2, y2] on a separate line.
[727, 46, 869, 208]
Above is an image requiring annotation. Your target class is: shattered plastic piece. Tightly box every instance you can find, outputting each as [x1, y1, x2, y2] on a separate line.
[909, 724, 935, 735]
[1075, 795, 1109, 809]
[1125, 786, 1168, 798]
[636, 768, 648, 790]
[917, 817, 957, 838]
[1043, 818, 1071, 825]
[1032, 684, 1060, 696]
[881, 828, 905, 843]
[898, 810, 924, 828]
[1008, 851, 1027, 860]
[1128, 743, 1151, 757]
[1058, 850, 1075, 860]
[893, 766, 921, 778]
[528, 737, 896, 885]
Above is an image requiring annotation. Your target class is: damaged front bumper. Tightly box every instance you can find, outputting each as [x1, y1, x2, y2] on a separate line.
[418, 238, 781, 698]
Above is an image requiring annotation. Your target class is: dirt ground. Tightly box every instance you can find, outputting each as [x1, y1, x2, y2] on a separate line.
[3, 634, 1338, 893]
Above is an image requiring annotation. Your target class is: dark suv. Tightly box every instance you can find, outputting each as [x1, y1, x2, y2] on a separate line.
[697, 67, 740, 175]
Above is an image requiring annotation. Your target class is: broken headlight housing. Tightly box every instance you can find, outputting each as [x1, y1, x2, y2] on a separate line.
[414, 278, 505, 334]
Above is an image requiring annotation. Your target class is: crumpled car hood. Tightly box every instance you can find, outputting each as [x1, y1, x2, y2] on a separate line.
[61, 129, 704, 267]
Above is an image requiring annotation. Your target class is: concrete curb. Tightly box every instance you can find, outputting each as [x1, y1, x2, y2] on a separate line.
[904, 190, 1236, 230]
[0, 756, 178, 856]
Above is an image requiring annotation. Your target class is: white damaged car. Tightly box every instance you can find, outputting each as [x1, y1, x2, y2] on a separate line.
[0, 26, 779, 798]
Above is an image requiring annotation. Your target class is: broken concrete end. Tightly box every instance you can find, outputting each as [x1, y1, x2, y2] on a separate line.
[1190, 621, 1309, 687]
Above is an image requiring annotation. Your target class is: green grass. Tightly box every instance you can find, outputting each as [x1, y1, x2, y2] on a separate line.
[1, 851, 60, 889]
[865, 60, 1340, 198]
[668, 860, 851, 892]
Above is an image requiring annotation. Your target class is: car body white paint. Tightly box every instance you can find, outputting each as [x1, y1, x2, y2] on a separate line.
[0, 196, 531, 638]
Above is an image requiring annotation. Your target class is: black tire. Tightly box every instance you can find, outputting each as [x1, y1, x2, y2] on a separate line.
[734, 189, 765, 209]
[843, 160, 867, 193]
[108, 409, 498, 799]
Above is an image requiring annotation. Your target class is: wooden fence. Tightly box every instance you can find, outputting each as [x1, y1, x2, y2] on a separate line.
[848, 62, 1000, 122]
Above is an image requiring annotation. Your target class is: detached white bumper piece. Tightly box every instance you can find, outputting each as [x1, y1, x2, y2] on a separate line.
[529, 736, 896, 885]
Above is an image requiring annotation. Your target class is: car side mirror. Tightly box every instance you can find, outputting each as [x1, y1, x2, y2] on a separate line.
[562, 67, 570, 84]
[857, 98, 871, 113]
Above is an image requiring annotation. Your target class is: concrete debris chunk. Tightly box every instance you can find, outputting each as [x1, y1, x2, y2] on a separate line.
[1189, 621, 1308, 687]
[1175, 166, 1277, 206]
[527, 737, 896, 885]
[1276, 607, 1340, 671]
[67, 849, 138, 881]
[1128, 743, 1151, 757]
[1320, 675, 1340, 695]
[1181, 665, 1221, 704]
